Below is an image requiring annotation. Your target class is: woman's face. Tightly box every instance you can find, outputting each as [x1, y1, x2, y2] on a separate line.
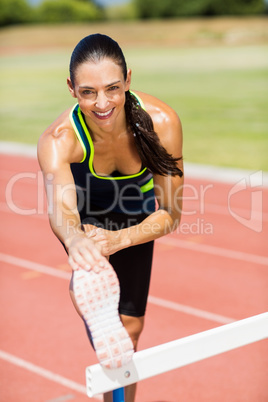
[67, 58, 131, 131]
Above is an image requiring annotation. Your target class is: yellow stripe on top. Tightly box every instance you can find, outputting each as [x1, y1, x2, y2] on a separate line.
[69, 104, 87, 163]
[70, 91, 150, 180]
[76, 106, 147, 181]
[140, 178, 154, 193]
[130, 90, 146, 110]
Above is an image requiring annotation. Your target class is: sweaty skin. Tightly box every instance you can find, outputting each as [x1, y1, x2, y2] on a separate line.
[38, 60, 183, 272]
[38, 57, 183, 402]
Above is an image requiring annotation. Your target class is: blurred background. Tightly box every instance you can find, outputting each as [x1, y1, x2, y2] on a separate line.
[0, 0, 267, 171]
[0, 5, 267, 400]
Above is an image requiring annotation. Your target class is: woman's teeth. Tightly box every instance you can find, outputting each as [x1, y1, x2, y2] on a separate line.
[94, 109, 113, 117]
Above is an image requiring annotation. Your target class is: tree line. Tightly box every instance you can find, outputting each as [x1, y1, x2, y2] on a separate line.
[134, 0, 266, 18]
[0, 0, 266, 27]
[0, 0, 102, 26]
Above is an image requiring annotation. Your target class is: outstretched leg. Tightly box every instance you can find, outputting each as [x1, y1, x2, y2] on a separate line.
[71, 268, 134, 369]
[70, 278, 144, 401]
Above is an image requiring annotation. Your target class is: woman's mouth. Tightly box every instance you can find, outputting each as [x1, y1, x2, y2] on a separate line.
[93, 108, 114, 120]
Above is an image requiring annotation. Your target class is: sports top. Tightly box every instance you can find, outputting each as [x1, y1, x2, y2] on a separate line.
[69, 91, 155, 217]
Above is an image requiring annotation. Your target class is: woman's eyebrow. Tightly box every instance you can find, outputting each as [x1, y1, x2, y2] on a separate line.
[79, 80, 121, 89]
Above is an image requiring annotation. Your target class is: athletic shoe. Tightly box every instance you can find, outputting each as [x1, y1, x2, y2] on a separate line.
[73, 266, 134, 369]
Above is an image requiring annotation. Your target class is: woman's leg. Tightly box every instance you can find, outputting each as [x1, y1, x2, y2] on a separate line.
[69, 220, 153, 401]
[103, 315, 144, 402]
[70, 284, 144, 402]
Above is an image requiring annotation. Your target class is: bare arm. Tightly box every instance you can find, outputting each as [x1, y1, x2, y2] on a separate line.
[38, 121, 109, 272]
[89, 97, 184, 254]
[122, 103, 183, 245]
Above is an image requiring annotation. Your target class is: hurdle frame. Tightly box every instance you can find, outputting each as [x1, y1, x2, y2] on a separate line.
[86, 312, 268, 400]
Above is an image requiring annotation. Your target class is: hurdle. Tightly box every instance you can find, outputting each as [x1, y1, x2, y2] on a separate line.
[86, 312, 268, 400]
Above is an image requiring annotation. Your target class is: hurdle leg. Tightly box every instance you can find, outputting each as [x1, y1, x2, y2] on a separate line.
[112, 387, 124, 401]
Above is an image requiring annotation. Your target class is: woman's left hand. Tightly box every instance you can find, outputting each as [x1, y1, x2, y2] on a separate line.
[83, 225, 131, 256]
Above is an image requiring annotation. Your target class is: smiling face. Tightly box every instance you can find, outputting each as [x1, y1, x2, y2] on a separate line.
[67, 58, 131, 133]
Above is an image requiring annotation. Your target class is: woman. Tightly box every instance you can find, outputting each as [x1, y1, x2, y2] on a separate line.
[38, 33, 183, 402]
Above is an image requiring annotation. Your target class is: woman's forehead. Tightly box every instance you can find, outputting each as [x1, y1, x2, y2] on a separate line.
[74, 58, 124, 85]
[75, 58, 122, 74]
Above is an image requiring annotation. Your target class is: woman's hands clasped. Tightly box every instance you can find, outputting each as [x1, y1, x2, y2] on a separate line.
[83, 225, 131, 257]
[67, 233, 110, 273]
[67, 226, 131, 273]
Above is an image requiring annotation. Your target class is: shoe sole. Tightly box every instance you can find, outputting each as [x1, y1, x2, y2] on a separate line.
[73, 267, 134, 369]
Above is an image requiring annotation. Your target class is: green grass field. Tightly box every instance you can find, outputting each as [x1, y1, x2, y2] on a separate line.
[0, 19, 267, 170]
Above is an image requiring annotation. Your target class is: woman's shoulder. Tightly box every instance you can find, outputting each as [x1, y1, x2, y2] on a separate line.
[134, 90, 182, 149]
[38, 106, 83, 169]
[134, 90, 179, 118]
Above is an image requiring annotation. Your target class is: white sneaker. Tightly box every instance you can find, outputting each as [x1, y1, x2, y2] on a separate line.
[73, 266, 134, 369]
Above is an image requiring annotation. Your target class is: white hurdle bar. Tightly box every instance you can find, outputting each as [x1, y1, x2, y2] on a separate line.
[86, 312, 268, 397]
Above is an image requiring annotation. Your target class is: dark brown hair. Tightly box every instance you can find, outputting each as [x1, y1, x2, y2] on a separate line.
[69, 33, 183, 177]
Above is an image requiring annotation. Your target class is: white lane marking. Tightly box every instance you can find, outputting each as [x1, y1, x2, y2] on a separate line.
[148, 296, 234, 324]
[1, 141, 268, 187]
[185, 202, 268, 222]
[0, 350, 103, 400]
[0, 202, 267, 266]
[0, 252, 235, 324]
[46, 395, 75, 402]
[1, 197, 268, 223]
[0, 141, 37, 158]
[157, 237, 268, 267]
[0, 202, 48, 219]
[0, 252, 71, 280]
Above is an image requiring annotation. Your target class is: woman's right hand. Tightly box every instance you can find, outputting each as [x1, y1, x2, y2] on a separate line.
[66, 234, 110, 273]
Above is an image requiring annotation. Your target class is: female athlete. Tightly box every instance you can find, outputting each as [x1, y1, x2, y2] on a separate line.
[38, 33, 183, 402]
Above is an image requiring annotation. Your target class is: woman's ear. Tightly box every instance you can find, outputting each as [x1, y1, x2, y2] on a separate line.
[67, 78, 76, 98]
[125, 69, 132, 91]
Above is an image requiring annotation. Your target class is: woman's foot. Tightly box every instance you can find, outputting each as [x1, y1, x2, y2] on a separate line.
[73, 267, 134, 369]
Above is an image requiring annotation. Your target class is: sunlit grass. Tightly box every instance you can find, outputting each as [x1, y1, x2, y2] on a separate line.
[0, 31, 267, 170]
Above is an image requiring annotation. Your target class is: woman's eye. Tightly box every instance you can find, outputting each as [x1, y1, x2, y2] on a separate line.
[108, 86, 119, 91]
[82, 90, 94, 95]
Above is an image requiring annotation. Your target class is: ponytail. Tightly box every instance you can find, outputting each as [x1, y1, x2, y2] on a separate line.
[125, 91, 183, 177]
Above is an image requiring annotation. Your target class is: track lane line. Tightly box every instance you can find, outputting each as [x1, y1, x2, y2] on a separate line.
[2, 180, 268, 222]
[0, 252, 235, 324]
[0, 350, 101, 401]
[0, 252, 71, 280]
[1, 141, 268, 186]
[0, 204, 267, 265]
[148, 296, 235, 324]
[157, 237, 268, 266]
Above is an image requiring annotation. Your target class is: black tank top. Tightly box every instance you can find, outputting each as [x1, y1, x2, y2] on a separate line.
[69, 92, 155, 217]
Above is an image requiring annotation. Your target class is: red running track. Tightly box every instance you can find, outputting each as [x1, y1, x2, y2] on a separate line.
[0, 154, 267, 402]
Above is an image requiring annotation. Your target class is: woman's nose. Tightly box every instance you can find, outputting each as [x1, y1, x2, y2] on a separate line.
[95, 92, 109, 109]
